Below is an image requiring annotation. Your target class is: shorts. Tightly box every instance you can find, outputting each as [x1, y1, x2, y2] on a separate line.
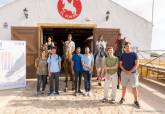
[121, 71, 139, 87]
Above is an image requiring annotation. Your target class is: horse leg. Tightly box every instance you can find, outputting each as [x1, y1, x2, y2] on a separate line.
[101, 68, 105, 81]
[97, 68, 102, 86]
[69, 61, 74, 90]
[69, 62, 74, 81]
[64, 61, 69, 92]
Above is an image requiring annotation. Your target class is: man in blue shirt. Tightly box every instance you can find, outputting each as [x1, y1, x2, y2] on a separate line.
[119, 42, 140, 108]
[81, 47, 94, 96]
[72, 47, 83, 96]
[47, 46, 61, 96]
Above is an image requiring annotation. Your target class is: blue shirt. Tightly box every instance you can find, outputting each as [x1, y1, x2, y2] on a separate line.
[47, 54, 61, 73]
[81, 54, 94, 71]
[72, 54, 83, 73]
[120, 52, 138, 71]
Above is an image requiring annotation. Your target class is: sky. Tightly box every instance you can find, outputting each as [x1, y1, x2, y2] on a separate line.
[0, 0, 165, 50]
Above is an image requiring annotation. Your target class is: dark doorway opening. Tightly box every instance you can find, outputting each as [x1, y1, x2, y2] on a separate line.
[42, 28, 94, 56]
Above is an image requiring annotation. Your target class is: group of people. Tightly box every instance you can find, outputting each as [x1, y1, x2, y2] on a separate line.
[35, 33, 141, 109]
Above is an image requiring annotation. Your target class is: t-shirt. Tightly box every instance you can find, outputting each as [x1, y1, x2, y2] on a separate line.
[47, 54, 61, 73]
[65, 41, 75, 53]
[81, 54, 94, 71]
[120, 52, 138, 72]
[35, 58, 48, 75]
[72, 54, 83, 73]
[46, 42, 54, 50]
[105, 56, 118, 75]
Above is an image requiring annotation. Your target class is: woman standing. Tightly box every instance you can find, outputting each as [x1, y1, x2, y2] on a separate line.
[35, 50, 48, 95]
[45, 37, 55, 54]
[81, 47, 94, 96]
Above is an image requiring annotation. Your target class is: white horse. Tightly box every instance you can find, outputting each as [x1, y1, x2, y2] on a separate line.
[62, 0, 76, 15]
[95, 40, 107, 86]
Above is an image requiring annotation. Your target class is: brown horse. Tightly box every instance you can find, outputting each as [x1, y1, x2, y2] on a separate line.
[62, 41, 74, 92]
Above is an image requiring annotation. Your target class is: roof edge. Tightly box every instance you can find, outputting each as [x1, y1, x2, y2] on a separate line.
[111, 0, 152, 25]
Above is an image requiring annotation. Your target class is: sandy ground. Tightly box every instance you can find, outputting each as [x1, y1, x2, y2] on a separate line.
[0, 77, 164, 114]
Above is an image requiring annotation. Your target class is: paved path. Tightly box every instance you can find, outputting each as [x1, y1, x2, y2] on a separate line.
[0, 77, 164, 114]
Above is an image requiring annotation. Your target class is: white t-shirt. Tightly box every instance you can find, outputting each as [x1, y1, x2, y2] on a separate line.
[65, 41, 75, 53]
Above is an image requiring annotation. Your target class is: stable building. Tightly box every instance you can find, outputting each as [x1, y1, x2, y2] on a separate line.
[0, 0, 152, 78]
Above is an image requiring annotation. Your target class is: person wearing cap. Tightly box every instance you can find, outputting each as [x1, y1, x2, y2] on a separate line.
[47, 46, 61, 96]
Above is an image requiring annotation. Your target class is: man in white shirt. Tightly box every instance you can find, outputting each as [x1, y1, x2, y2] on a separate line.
[65, 34, 75, 55]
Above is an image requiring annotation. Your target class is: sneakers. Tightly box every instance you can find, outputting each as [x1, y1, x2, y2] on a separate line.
[36, 92, 42, 96]
[134, 101, 141, 109]
[84, 92, 88, 96]
[109, 99, 116, 104]
[102, 98, 108, 103]
[48, 93, 55, 96]
[48, 92, 59, 96]
[88, 92, 92, 97]
[119, 98, 141, 109]
[119, 98, 125, 104]
[78, 90, 83, 94]
[55, 92, 60, 95]
[74, 92, 79, 96]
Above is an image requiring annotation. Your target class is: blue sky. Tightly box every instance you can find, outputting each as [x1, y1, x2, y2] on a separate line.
[0, 0, 165, 50]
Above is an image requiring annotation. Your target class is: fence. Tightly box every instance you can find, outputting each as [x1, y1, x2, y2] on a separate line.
[137, 50, 165, 79]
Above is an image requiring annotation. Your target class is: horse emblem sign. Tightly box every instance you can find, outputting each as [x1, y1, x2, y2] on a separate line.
[57, 0, 82, 20]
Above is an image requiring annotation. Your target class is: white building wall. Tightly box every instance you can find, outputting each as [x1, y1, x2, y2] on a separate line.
[0, 0, 152, 51]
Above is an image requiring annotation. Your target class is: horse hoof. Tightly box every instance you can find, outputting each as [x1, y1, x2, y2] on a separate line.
[98, 82, 102, 86]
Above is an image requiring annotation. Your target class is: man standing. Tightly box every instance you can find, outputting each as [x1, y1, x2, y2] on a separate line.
[47, 46, 61, 96]
[81, 47, 94, 96]
[102, 47, 118, 103]
[72, 47, 83, 96]
[65, 34, 75, 53]
[119, 42, 140, 108]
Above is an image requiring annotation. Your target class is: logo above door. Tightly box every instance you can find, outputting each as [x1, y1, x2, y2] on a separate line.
[57, 0, 82, 20]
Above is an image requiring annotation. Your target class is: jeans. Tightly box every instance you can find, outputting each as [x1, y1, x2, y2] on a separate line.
[83, 71, 92, 92]
[37, 75, 47, 92]
[49, 72, 59, 93]
[74, 71, 82, 92]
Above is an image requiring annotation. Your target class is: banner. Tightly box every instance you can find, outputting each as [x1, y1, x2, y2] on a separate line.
[0, 40, 26, 90]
